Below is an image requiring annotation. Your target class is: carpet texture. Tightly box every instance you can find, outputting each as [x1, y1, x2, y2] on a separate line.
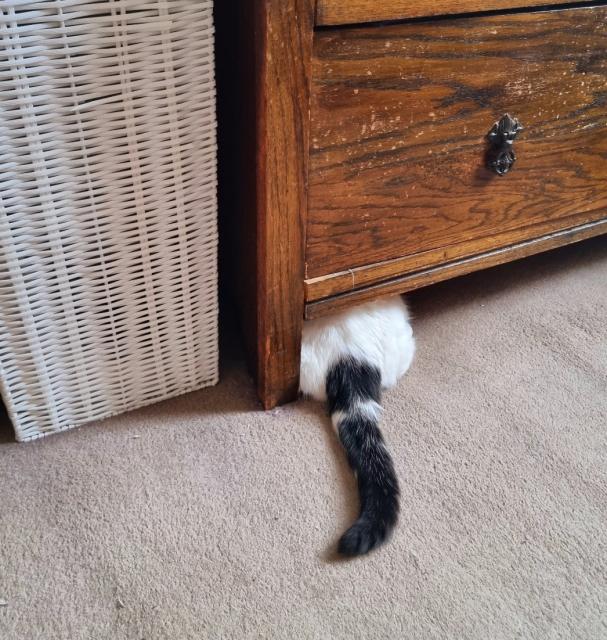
[1, 238, 606, 639]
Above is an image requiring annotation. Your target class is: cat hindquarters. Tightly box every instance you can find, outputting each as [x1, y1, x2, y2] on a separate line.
[300, 295, 415, 555]
[300, 296, 415, 399]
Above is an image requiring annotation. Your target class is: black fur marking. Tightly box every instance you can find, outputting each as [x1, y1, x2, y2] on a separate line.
[326, 358, 400, 557]
[326, 358, 381, 414]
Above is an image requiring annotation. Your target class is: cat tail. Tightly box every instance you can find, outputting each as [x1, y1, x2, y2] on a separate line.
[326, 357, 400, 556]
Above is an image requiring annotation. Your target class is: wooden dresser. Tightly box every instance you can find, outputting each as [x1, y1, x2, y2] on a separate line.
[221, 0, 607, 408]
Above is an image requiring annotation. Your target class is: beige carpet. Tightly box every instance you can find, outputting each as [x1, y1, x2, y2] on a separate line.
[1, 238, 606, 640]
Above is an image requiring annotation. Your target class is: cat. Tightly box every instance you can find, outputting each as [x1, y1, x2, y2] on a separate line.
[300, 295, 415, 556]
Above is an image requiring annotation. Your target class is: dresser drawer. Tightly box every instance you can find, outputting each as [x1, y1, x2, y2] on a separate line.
[306, 7, 607, 300]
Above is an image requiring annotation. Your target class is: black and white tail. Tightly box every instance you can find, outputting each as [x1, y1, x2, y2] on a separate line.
[326, 358, 400, 556]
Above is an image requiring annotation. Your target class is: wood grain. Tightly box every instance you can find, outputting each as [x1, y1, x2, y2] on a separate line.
[225, 0, 313, 409]
[305, 219, 607, 318]
[316, 0, 592, 26]
[307, 8, 607, 286]
[304, 210, 607, 300]
[255, 0, 314, 408]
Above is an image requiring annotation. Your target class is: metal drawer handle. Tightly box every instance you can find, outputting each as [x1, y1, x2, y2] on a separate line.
[486, 114, 523, 176]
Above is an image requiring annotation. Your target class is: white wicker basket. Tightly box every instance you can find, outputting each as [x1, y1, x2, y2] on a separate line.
[0, 0, 218, 441]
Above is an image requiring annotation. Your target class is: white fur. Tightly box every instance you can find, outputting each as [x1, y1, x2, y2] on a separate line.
[331, 399, 382, 432]
[300, 296, 415, 401]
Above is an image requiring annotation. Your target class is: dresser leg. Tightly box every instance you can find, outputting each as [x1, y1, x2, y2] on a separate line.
[257, 300, 303, 410]
[220, 0, 314, 409]
[253, 0, 313, 409]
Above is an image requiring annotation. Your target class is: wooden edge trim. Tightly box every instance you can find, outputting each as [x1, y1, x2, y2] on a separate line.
[315, 0, 592, 27]
[304, 219, 607, 319]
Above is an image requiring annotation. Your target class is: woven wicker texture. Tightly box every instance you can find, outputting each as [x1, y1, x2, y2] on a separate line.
[0, 0, 218, 441]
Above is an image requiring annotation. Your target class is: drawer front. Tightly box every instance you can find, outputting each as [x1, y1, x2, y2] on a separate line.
[306, 8, 607, 291]
[316, 0, 577, 27]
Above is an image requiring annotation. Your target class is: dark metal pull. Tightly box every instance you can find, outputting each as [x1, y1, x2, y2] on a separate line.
[486, 114, 523, 176]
